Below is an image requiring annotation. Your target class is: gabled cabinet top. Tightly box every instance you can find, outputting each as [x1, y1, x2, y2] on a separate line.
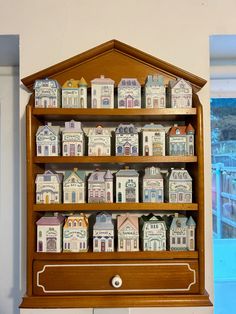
[21, 39, 206, 92]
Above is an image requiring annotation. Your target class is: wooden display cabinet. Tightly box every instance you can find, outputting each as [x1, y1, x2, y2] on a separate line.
[20, 40, 212, 308]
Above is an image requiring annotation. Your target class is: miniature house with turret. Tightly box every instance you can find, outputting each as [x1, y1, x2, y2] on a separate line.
[62, 77, 87, 108]
[63, 169, 86, 203]
[91, 75, 114, 108]
[88, 125, 111, 156]
[36, 123, 61, 156]
[165, 168, 192, 203]
[93, 212, 114, 252]
[115, 123, 139, 156]
[142, 123, 166, 156]
[145, 74, 166, 108]
[62, 120, 85, 156]
[34, 78, 61, 108]
[167, 78, 192, 108]
[169, 213, 196, 251]
[140, 213, 167, 251]
[88, 170, 113, 203]
[36, 214, 64, 252]
[117, 213, 139, 251]
[143, 166, 164, 203]
[118, 78, 141, 108]
[167, 123, 195, 156]
[35, 170, 63, 204]
[63, 213, 89, 252]
[116, 169, 139, 203]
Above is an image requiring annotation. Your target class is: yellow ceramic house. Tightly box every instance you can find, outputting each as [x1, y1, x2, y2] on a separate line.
[63, 213, 89, 252]
[62, 77, 87, 108]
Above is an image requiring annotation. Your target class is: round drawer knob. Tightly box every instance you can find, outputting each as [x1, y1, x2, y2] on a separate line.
[111, 275, 122, 288]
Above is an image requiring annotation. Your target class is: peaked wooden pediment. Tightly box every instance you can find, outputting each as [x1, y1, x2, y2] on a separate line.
[22, 40, 206, 92]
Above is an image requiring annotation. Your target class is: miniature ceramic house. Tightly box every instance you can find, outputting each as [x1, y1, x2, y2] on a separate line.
[88, 170, 113, 203]
[165, 168, 192, 203]
[36, 123, 61, 156]
[62, 120, 85, 156]
[63, 213, 89, 252]
[143, 167, 164, 203]
[93, 212, 114, 252]
[115, 123, 139, 156]
[63, 169, 86, 203]
[88, 125, 111, 156]
[62, 77, 87, 108]
[117, 213, 139, 252]
[145, 74, 166, 108]
[167, 78, 192, 108]
[91, 75, 114, 108]
[35, 170, 63, 204]
[34, 78, 61, 108]
[36, 214, 64, 252]
[116, 168, 139, 203]
[118, 78, 141, 108]
[169, 213, 196, 251]
[142, 123, 166, 156]
[167, 123, 195, 156]
[140, 213, 167, 251]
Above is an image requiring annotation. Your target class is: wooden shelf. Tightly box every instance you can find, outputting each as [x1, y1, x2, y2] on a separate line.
[33, 250, 198, 261]
[34, 155, 197, 164]
[32, 108, 197, 122]
[33, 202, 198, 212]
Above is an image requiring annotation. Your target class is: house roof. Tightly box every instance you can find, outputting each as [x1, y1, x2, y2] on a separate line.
[64, 213, 88, 228]
[170, 216, 188, 229]
[88, 170, 113, 182]
[169, 169, 192, 181]
[63, 170, 86, 182]
[168, 123, 195, 136]
[33, 78, 61, 89]
[91, 75, 114, 85]
[62, 120, 83, 133]
[187, 216, 196, 226]
[94, 212, 114, 230]
[117, 213, 139, 231]
[118, 78, 141, 87]
[62, 78, 79, 89]
[142, 123, 165, 132]
[35, 170, 63, 183]
[88, 125, 111, 137]
[116, 169, 139, 177]
[22, 40, 206, 93]
[145, 74, 164, 87]
[144, 167, 163, 179]
[36, 124, 60, 136]
[140, 213, 166, 229]
[168, 77, 192, 89]
[36, 214, 64, 226]
[115, 123, 138, 134]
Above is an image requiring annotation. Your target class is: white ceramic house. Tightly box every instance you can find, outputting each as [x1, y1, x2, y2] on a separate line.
[115, 123, 139, 156]
[35, 170, 63, 204]
[62, 120, 85, 156]
[118, 78, 141, 108]
[93, 212, 114, 252]
[167, 78, 192, 108]
[165, 168, 192, 203]
[63, 169, 86, 203]
[117, 213, 139, 252]
[36, 123, 61, 156]
[145, 74, 166, 108]
[169, 213, 196, 251]
[140, 214, 167, 251]
[88, 170, 113, 203]
[36, 214, 65, 252]
[88, 125, 111, 156]
[143, 167, 164, 203]
[142, 123, 166, 156]
[63, 213, 89, 252]
[91, 75, 114, 108]
[62, 77, 87, 108]
[167, 124, 195, 156]
[116, 169, 139, 203]
[34, 78, 61, 108]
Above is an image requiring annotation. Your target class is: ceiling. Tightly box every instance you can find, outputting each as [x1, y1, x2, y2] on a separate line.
[0, 35, 19, 66]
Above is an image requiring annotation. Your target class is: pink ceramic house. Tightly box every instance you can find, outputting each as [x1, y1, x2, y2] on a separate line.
[36, 214, 65, 252]
[117, 213, 139, 251]
[88, 170, 113, 203]
[91, 75, 114, 108]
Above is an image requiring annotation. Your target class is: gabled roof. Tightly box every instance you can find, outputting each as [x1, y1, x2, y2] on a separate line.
[168, 77, 192, 89]
[88, 170, 113, 182]
[22, 40, 206, 92]
[94, 212, 114, 230]
[36, 214, 64, 226]
[36, 124, 60, 137]
[140, 213, 166, 230]
[35, 170, 63, 183]
[63, 170, 86, 182]
[168, 123, 195, 136]
[187, 216, 196, 226]
[117, 213, 139, 231]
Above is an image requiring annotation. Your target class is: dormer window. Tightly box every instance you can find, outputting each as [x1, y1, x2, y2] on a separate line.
[44, 130, 48, 135]
[70, 121, 75, 128]
[176, 129, 180, 135]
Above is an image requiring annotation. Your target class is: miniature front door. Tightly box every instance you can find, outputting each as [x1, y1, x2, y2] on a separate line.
[47, 237, 57, 252]
[151, 191, 156, 202]
[44, 146, 49, 156]
[101, 240, 105, 252]
[72, 191, 76, 203]
[45, 194, 50, 204]
[98, 148, 101, 156]
[153, 98, 158, 108]
[38, 241, 43, 252]
[126, 239, 131, 251]
[126, 187, 135, 202]
[70, 144, 75, 156]
[126, 96, 133, 108]
[145, 145, 149, 156]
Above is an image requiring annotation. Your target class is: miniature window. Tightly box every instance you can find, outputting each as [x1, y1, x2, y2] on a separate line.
[124, 127, 128, 133]
[38, 146, 41, 154]
[147, 98, 151, 105]
[93, 89, 96, 96]
[119, 100, 125, 106]
[52, 145, 56, 154]
[73, 221, 77, 227]
[176, 129, 180, 135]
[39, 231, 42, 238]
[132, 147, 137, 154]
[132, 80, 136, 86]
[145, 136, 148, 142]
[127, 80, 131, 86]
[172, 238, 175, 244]
[101, 215, 106, 223]
[108, 239, 112, 248]
[120, 239, 123, 248]
[177, 238, 181, 244]
[134, 240, 137, 248]
[44, 130, 48, 135]
[64, 145, 67, 153]
[117, 146, 122, 154]
[70, 121, 75, 128]
[103, 98, 110, 106]
[68, 221, 72, 227]
[183, 237, 186, 244]
[129, 127, 133, 133]
[134, 99, 139, 106]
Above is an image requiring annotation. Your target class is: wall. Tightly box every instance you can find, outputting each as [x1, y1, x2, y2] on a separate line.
[3, 0, 236, 313]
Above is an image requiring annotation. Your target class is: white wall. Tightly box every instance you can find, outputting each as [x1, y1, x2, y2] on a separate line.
[3, 0, 236, 313]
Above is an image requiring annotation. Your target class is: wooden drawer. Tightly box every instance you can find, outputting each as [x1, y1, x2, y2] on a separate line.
[33, 259, 199, 295]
